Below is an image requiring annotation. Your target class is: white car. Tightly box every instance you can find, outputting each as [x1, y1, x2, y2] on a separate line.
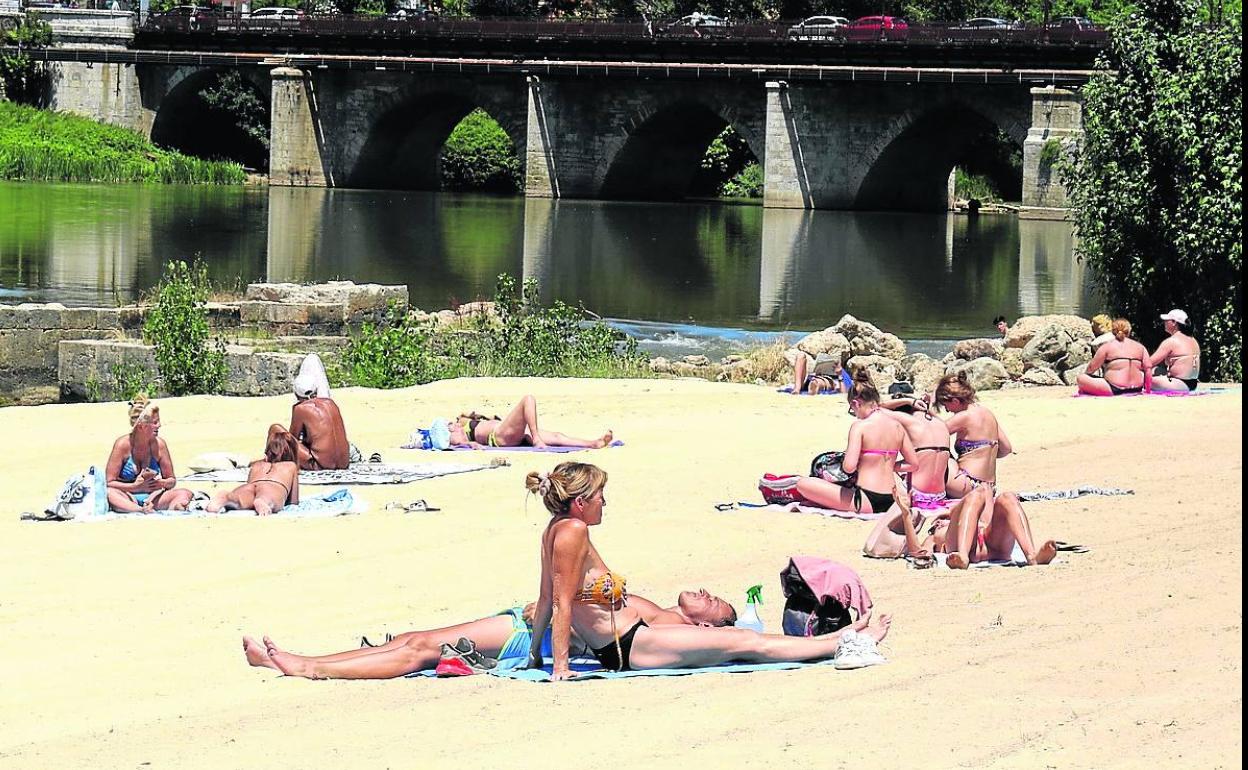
[249, 6, 301, 18]
[788, 15, 849, 40]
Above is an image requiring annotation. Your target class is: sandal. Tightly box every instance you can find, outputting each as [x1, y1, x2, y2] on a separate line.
[1054, 541, 1090, 554]
[360, 633, 395, 648]
[907, 553, 936, 570]
[368, 453, 384, 464]
[384, 500, 441, 513]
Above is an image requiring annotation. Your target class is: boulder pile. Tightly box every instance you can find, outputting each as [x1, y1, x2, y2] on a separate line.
[648, 314, 1095, 390]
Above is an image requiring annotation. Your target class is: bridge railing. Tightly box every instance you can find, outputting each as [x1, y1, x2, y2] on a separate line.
[137, 15, 1108, 47]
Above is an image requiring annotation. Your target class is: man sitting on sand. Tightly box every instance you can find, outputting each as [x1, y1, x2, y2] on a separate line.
[290, 372, 350, 471]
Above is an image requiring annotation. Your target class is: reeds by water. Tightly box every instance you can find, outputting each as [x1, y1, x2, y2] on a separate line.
[0, 102, 245, 185]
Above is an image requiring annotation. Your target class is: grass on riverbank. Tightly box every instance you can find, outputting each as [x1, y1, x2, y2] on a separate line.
[0, 102, 245, 185]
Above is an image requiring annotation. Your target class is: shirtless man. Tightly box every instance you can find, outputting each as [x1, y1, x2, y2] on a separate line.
[1148, 309, 1202, 392]
[290, 376, 350, 471]
[244, 589, 737, 680]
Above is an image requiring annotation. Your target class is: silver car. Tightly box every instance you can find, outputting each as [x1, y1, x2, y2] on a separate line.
[788, 15, 849, 40]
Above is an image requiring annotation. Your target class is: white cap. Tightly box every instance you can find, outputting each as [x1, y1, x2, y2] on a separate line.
[293, 373, 319, 400]
[1159, 309, 1189, 325]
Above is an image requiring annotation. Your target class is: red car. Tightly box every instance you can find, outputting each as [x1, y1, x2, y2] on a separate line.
[844, 15, 909, 42]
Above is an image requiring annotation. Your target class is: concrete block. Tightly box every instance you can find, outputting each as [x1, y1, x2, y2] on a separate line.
[61, 308, 99, 330]
[96, 308, 124, 330]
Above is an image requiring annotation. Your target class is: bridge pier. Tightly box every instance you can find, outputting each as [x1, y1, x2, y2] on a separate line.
[1020, 86, 1082, 217]
[269, 67, 330, 187]
[762, 81, 810, 209]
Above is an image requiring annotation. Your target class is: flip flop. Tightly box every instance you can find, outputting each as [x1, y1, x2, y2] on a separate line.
[1054, 541, 1090, 553]
[906, 554, 936, 570]
[360, 633, 396, 648]
[384, 500, 441, 513]
[368, 453, 384, 464]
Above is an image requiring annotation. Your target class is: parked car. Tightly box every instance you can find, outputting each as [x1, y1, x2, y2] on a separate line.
[788, 15, 849, 41]
[948, 16, 1021, 42]
[844, 15, 909, 42]
[387, 7, 434, 20]
[953, 17, 1019, 31]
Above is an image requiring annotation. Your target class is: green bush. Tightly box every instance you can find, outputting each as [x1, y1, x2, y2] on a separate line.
[0, 102, 245, 184]
[338, 274, 649, 389]
[954, 167, 999, 201]
[721, 161, 764, 198]
[1, 13, 52, 105]
[1038, 138, 1062, 172]
[439, 108, 522, 193]
[1062, 0, 1242, 381]
[142, 260, 228, 396]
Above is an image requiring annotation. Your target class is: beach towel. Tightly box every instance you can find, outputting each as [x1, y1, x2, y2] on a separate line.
[776, 386, 842, 396]
[488, 657, 840, 682]
[715, 501, 887, 521]
[182, 462, 495, 485]
[402, 435, 625, 453]
[1017, 486, 1133, 502]
[1072, 387, 1230, 398]
[24, 489, 358, 522]
[933, 543, 1028, 568]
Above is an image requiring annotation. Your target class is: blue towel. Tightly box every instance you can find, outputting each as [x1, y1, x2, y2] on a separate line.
[489, 656, 837, 682]
[404, 440, 626, 453]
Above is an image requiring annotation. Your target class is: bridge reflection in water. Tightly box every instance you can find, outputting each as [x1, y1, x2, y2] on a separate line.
[0, 182, 1088, 338]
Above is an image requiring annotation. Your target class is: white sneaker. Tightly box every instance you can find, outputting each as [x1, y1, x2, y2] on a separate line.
[833, 630, 887, 670]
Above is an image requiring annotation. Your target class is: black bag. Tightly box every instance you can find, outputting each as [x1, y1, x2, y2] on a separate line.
[780, 560, 854, 637]
[810, 451, 856, 487]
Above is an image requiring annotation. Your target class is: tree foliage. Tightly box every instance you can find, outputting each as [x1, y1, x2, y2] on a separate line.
[197, 70, 270, 169]
[142, 260, 227, 396]
[1, 13, 53, 105]
[1063, 0, 1242, 380]
[439, 108, 522, 192]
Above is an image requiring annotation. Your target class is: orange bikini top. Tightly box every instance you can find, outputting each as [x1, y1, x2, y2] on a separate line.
[576, 571, 627, 606]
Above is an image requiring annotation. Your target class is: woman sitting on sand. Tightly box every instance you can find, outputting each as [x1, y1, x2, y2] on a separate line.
[935, 372, 1013, 497]
[791, 353, 850, 396]
[785, 371, 919, 514]
[871, 480, 1056, 569]
[105, 395, 193, 513]
[527, 462, 892, 680]
[206, 425, 300, 516]
[1077, 318, 1151, 396]
[1148, 309, 1201, 393]
[248, 590, 737, 680]
[876, 393, 952, 510]
[447, 395, 613, 450]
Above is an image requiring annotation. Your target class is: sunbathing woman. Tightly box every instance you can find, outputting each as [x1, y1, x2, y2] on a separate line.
[1148, 309, 1201, 392]
[934, 372, 1013, 498]
[789, 371, 919, 514]
[888, 480, 1057, 569]
[877, 393, 952, 510]
[1077, 318, 1151, 396]
[447, 394, 613, 450]
[249, 590, 736, 679]
[206, 425, 300, 516]
[104, 395, 193, 513]
[526, 462, 892, 680]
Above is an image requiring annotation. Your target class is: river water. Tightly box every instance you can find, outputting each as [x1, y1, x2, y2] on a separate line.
[0, 182, 1093, 355]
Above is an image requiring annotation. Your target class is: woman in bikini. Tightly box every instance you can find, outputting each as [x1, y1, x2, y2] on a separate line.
[447, 395, 614, 450]
[206, 425, 300, 516]
[934, 371, 1013, 498]
[248, 590, 737, 679]
[789, 370, 920, 515]
[104, 395, 193, 513]
[888, 480, 1058, 569]
[527, 462, 892, 680]
[1077, 318, 1152, 396]
[1148, 309, 1201, 392]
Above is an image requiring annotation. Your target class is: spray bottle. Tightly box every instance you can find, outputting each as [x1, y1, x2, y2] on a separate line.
[734, 584, 765, 633]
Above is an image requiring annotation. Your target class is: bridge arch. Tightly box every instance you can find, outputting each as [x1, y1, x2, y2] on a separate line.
[598, 98, 764, 201]
[148, 67, 271, 170]
[853, 97, 1029, 211]
[343, 82, 526, 191]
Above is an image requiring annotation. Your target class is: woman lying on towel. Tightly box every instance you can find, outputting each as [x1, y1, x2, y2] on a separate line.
[866, 481, 1057, 568]
[247, 590, 736, 679]
[788, 371, 919, 514]
[527, 462, 892, 681]
[447, 394, 614, 450]
[1077, 318, 1152, 397]
[206, 425, 300, 516]
[105, 395, 193, 513]
[934, 372, 1013, 498]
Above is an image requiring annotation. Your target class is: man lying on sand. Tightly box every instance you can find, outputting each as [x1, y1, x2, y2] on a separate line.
[245, 590, 737, 679]
[290, 373, 350, 471]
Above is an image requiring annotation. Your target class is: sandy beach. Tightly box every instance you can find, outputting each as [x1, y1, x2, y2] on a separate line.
[1, 378, 1241, 769]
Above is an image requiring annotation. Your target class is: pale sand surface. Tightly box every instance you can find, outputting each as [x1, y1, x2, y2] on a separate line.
[0, 378, 1241, 769]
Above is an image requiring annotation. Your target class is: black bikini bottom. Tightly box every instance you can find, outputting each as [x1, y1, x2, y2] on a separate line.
[853, 486, 895, 513]
[592, 620, 648, 672]
[1180, 378, 1199, 391]
[1109, 382, 1144, 396]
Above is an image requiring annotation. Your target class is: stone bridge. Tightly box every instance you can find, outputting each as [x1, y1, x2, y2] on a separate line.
[38, 43, 1082, 213]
